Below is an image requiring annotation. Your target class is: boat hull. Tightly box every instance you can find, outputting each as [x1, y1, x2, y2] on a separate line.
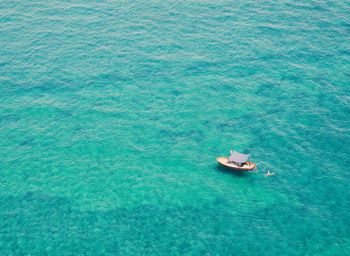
[216, 157, 256, 171]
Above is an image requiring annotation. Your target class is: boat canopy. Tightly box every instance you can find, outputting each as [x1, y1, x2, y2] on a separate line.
[228, 151, 250, 163]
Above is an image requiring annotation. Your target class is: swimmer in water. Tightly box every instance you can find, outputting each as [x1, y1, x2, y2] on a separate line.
[265, 170, 275, 176]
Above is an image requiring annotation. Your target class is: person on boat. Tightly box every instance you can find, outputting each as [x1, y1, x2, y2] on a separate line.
[265, 170, 275, 176]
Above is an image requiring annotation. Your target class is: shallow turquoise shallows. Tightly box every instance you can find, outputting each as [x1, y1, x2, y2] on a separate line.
[1, 0, 350, 255]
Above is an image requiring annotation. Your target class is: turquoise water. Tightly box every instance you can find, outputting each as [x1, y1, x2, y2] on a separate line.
[1, 0, 350, 255]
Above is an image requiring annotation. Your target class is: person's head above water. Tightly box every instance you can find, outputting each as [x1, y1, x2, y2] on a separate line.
[265, 170, 275, 176]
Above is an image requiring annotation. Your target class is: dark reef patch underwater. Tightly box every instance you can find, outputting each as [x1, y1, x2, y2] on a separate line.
[1, 0, 350, 255]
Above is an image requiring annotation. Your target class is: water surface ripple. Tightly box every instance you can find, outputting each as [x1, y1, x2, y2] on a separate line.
[1, 0, 350, 255]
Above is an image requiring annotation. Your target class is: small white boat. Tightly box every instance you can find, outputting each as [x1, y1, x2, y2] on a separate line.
[216, 150, 256, 171]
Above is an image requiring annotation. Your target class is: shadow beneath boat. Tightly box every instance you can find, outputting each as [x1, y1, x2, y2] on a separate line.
[216, 164, 253, 177]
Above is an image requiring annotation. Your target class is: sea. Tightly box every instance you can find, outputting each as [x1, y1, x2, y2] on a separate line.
[1, 0, 350, 255]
